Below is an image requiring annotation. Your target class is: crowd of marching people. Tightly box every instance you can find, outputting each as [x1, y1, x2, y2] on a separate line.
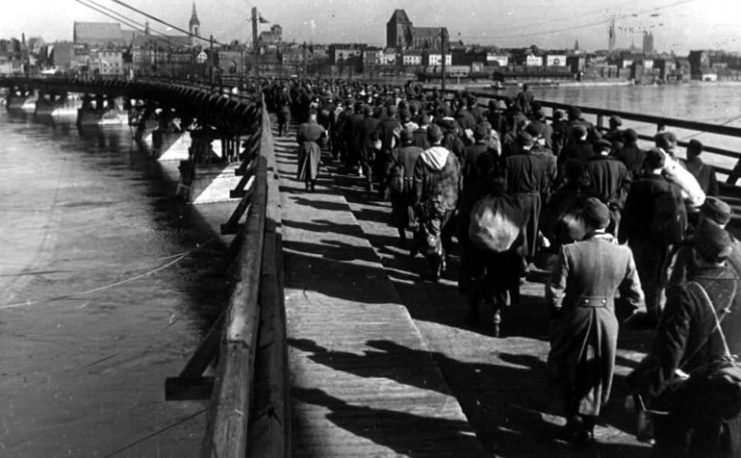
[265, 78, 741, 456]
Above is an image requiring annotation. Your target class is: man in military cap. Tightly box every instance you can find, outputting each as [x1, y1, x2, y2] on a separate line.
[548, 197, 644, 443]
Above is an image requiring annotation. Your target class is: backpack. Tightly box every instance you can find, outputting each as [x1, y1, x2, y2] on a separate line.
[651, 190, 687, 245]
[468, 194, 523, 252]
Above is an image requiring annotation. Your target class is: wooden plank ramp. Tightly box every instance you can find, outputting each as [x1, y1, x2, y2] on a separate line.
[273, 122, 488, 458]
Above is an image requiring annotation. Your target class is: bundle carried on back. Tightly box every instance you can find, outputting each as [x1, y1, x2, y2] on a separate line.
[468, 194, 524, 252]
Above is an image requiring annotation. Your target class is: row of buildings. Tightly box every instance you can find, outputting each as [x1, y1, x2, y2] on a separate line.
[1, 7, 741, 82]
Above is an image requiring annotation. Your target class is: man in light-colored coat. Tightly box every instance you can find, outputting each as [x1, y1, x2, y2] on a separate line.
[547, 197, 644, 443]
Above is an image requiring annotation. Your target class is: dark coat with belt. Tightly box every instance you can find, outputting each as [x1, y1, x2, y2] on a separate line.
[389, 145, 424, 229]
[547, 233, 644, 417]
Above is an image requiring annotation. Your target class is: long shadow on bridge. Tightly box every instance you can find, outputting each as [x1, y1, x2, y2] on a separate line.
[289, 337, 649, 458]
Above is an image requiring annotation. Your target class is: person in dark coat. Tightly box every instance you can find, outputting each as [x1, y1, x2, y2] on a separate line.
[562, 124, 594, 166]
[375, 104, 402, 194]
[359, 105, 381, 191]
[585, 139, 632, 237]
[412, 114, 431, 150]
[514, 83, 535, 117]
[485, 99, 509, 139]
[388, 129, 424, 244]
[296, 109, 327, 192]
[551, 109, 570, 160]
[460, 167, 522, 337]
[462, 124, 497, 186]
[669, 197, 740, 286]
[542, 160, 599, 250]
[503, 131, 550, 269]
[628, 221, 741, 458]
[413, 124, 461, 281]
[683, 139, 719, 197]
[455, 99, 477, 135]
[620, 148, 684, 325]
[602, 115, 624, 147]
[276, 88, 292, 137]
[348, 102, 366, 175]
[616, 128, 646, 179]
[528, 108, 554, 150]
[547, 198, 644, 443]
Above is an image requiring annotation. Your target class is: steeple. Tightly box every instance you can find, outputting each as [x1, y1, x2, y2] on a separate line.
[189, 3, 200, 42]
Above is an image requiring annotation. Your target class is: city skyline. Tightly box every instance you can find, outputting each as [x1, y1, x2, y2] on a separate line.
[3, 0, 741, 54]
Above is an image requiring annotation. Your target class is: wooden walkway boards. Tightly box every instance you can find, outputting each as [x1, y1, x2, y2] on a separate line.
[274, 124, 487, 458]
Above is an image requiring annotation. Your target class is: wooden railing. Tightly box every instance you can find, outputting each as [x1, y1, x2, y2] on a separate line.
[445, 88, 741, 179]
[199, 97, 288, 458]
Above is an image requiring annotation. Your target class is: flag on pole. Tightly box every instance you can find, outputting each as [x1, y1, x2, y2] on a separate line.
[259, 15, 269, 24]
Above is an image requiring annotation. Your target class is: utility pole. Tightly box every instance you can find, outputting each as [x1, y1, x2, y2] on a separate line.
[251, 7, 259, 77]
[440, 28, 447, 91]
[302, 42, 308, 76]
[209, 34, 214, 84]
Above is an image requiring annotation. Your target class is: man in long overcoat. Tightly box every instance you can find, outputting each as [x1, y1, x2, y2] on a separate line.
[388, 129, 423, 244]
[547, 198, 644, 442]
[296, 109, 327, 192]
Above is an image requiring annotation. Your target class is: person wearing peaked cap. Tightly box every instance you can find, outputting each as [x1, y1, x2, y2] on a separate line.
[594, 139, 613, 152]
[462, 124, 497, 185]
[616, 128, 646, 179]
[586, 135, 632, 237]
[517, 131, 535, 150]
[683, 138, 719, 197]
[628, 209, 741, 458]
[547, 196, 643, 443]
[387, 126, 424, 248]
[700, 196, 732, 227]
[581, 197, 611, 229]
[503, 124, 552, 271]
[603, 115, 625, 147]
[562, 123, 594, 165]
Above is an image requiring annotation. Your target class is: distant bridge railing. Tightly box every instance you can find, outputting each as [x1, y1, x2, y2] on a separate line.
[445, 88, 741, 182]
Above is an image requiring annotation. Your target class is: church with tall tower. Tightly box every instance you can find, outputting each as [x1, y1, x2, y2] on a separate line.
[386, 9, 447, 50]
[189, 3, 201, 45]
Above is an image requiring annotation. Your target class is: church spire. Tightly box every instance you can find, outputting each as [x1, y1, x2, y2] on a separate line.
[190, 3, 200, 28]
[189, 3, 200, 42]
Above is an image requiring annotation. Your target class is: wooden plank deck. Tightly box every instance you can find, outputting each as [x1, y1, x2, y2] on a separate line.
[275, 124, 488, 458]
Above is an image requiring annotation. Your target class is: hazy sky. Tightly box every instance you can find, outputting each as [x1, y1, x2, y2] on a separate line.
[4, 0, 741, 54]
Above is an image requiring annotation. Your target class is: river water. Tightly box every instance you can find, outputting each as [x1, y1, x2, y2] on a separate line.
[0, 111, 231, 457]
[494, 81, 741, 171]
